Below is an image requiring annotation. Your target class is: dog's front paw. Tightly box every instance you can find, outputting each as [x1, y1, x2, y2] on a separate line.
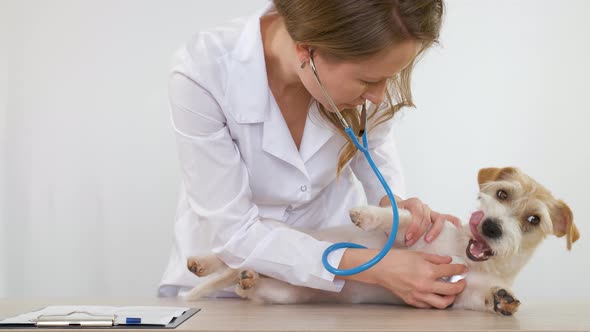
[349, 206, 382, 231]
[491, 287, 521, 316]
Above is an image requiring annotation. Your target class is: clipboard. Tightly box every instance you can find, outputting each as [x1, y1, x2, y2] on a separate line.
[0, 308, 200, 329]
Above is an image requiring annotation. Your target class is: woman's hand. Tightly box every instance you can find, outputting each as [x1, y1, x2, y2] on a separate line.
[337, 248, 467, 309]
[376, 250, 467, 309]
[391, 196, 461, 246]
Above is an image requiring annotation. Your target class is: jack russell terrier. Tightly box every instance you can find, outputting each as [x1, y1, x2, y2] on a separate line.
[183, 167, 579, 315]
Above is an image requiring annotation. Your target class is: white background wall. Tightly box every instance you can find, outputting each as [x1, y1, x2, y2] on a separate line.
[1, 0, 8, 297]
[1, 0, 588, 300]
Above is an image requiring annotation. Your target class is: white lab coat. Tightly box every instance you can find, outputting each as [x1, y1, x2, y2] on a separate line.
[158, 3, 406, 297]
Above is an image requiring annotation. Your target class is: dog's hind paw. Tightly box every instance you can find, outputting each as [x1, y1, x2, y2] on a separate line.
[491, 287, 521, 316]
[235, 270, 260, 299]
[187, 255, 221, 277]
[187, 257, 206, 277]
[238, 270, 259, 290]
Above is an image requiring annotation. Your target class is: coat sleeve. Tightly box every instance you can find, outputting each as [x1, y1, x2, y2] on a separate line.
[168, 72, 345, 292]
[350, 109, 407, 205]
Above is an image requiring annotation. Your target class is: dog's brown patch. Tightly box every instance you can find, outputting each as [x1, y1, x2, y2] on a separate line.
[478, 167, 518, 189]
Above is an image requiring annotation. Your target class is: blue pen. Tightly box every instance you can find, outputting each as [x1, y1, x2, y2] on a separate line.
[125, 317, 142, 324]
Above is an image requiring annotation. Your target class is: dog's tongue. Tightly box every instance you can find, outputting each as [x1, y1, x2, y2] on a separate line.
[471, 241, 487, 256]
[470, 211, 484, 226]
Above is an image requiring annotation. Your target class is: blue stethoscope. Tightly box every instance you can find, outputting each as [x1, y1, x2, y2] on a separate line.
[308, 49, 401, 276]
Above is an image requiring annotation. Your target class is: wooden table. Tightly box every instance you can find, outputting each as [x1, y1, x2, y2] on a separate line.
[1, 297, 588, 331]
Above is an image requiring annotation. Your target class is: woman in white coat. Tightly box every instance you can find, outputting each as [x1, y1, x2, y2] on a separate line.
[159, 0, 467, 309]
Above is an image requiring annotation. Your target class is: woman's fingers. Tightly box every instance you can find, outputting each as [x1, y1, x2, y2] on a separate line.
[402, 198, 423, 244]
[434, 262, 468, 281]
[445, 214, 462, 228]
[415, 292, 456, 309]
[413, 204, 431, 245]
[425, 211, 446, 242]
[429, 279, 467, 296]
[421, 253, 468, 295]
[405, 297, 433, 309]
[403, 199, 432, 246]
[422, 253, 452, 265]
[399, 197, 464, 245]
[424, 211, 463, 243]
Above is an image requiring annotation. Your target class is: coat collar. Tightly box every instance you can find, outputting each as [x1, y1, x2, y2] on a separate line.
[262, 101, 338, 177]
[222, 3, 337, 175]
[221, 3, 273, 124]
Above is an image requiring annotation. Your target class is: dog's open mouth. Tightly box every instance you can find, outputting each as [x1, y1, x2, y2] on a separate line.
[467, 211, 495, 262]
[466, 238, 494, 261]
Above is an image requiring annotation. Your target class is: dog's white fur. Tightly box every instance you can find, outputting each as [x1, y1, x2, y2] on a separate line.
[183, 167, 579, 315]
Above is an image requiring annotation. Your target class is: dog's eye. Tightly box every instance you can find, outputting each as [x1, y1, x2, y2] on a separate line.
[496, 190, 509, 201]
[527, 215, 541, 225]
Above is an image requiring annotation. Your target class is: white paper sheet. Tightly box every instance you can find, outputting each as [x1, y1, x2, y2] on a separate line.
[0, 305, 190, 326]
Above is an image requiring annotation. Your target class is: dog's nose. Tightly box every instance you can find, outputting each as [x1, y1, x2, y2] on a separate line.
[482, 218, 503, 239]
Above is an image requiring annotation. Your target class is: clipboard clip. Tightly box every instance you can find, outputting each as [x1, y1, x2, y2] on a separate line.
[31, 311, 116, 327]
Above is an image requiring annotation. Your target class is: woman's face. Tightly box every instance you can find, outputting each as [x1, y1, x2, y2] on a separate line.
[299, 40, 420, 111]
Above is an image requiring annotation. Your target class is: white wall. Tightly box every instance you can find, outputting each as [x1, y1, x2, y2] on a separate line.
[0, 0, 269, 297]
[0, 0, 8, 297]
[1, 0, 588, 301]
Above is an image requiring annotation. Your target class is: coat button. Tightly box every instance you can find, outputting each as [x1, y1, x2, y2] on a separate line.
[300, 185, 307, 192]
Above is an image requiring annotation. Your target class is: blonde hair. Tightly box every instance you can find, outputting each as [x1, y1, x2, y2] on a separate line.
[272, 0, 444, 176]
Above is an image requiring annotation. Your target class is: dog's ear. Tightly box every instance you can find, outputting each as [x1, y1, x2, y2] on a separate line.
[477, 167, 518, 189]
[551, 200, 579, 250]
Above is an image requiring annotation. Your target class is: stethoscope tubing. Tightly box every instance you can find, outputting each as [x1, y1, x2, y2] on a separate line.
[308, 49, 401, 276]
[321, 127, 400, 276]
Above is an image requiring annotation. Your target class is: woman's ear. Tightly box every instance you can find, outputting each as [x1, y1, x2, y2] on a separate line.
[294, 43, 311, 64]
